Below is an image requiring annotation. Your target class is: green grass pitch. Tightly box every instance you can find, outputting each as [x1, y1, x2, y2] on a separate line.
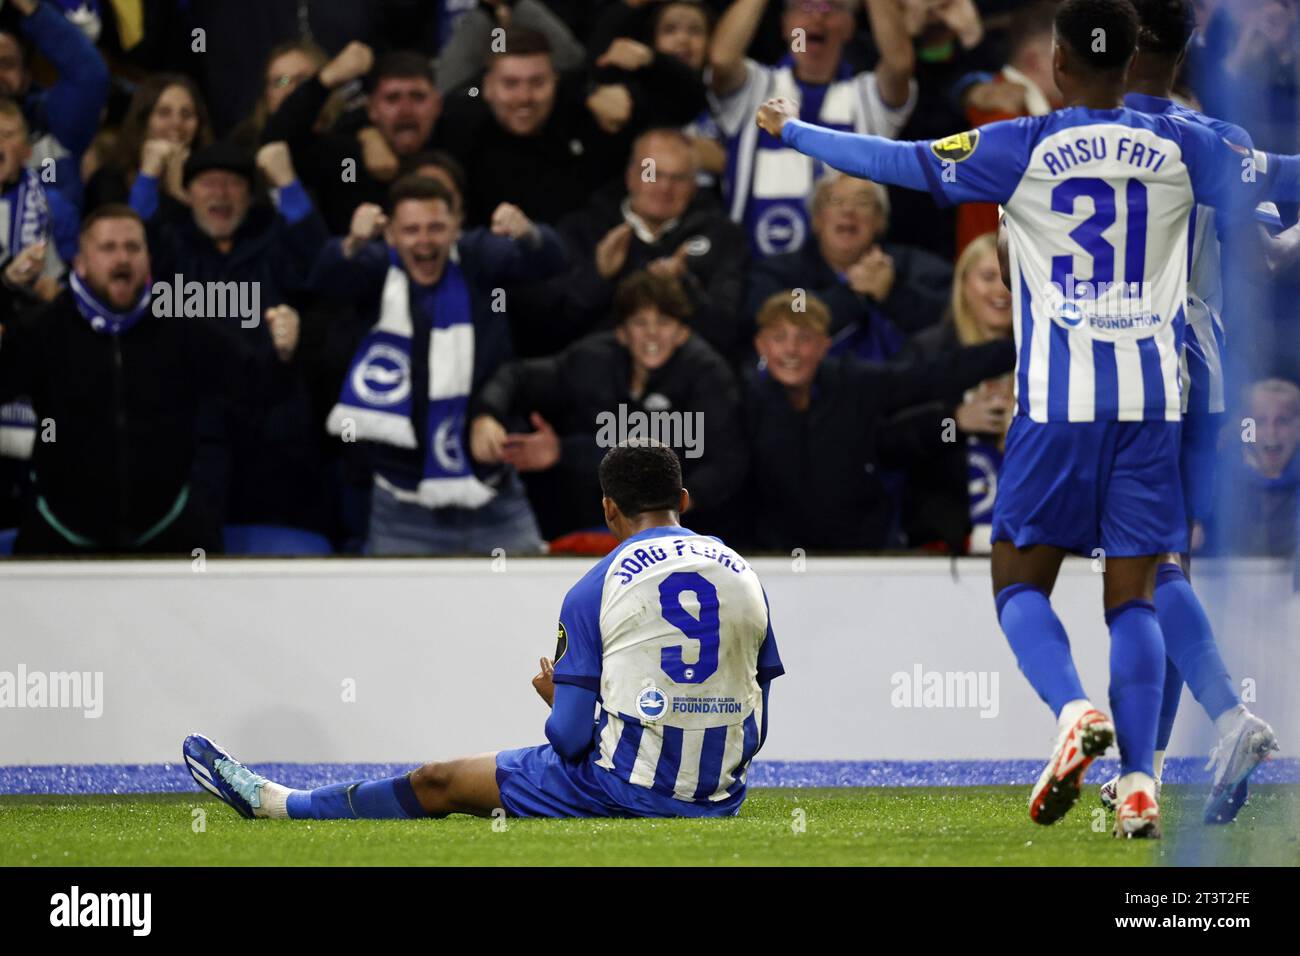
[3, 785, 1297, 867]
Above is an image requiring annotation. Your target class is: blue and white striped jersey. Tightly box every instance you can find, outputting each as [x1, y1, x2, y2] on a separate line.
[552, 526, 783, 806]
[1124, 93, 1284, 418]
[913, 107, 1274, 423]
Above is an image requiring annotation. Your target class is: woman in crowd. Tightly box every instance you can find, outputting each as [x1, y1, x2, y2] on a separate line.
[588, 0, 722, 189]
[83, 73, 213, 213]
[230, 39, 345, 150]
[647, 1, 725, 185]
[899, 231, 1014, 553]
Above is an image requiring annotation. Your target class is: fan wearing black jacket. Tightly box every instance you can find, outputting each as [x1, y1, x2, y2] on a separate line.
[0, 205, 258, 555]
[438, 27, 705, 230]
[744, 289, 1015, 552]
[262, 45, 440, 236]
[469, 271, 746, 540]
[519, 126, 749, 359]
[131, 139, 330, 531]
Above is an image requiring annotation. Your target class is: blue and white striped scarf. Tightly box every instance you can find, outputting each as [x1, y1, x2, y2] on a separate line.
[726, 57, 889, 256]
[326, 247, 495, 509]
[0, 399, 36, 460]
[0, 168, 53, 461]
[1, 167, 51, 261]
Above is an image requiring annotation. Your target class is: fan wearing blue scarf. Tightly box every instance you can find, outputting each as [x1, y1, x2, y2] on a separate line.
[64, 203, 153, 333]
[328, 184, 495, 510]
[0, 100, 58, 298]
[708, 0, 916, 256]
[0, 99, 60, 469]
[0, 205, 253, 554]
[322, 176, 565, 557]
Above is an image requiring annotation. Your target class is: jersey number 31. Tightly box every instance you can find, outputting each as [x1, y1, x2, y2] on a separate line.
[1051, 177, 1148, 290]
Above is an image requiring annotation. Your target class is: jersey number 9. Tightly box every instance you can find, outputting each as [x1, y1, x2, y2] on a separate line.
[658, 571, 720, 684]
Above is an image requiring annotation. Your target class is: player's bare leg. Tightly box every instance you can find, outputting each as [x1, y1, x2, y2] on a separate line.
[1100, 553, 1157, 610]
[992, 542, 1115, 825]
[990, 540, 1066, 597]
[408, 753, 503, 817]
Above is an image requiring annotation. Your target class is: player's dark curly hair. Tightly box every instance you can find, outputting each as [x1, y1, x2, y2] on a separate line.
[1133, 0, 1192, 56]
[1054, 0, 1139, 72]
[599, 443, 683, 517]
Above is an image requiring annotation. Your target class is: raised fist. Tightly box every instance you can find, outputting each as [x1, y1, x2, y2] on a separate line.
[255, 141, 296, 188]
[756, 97, 798, 138]
[320, 41, 374, 89]
[140, 138, 178, 177]
[489, 203, 535, 240]
[345, 203, 389, 257]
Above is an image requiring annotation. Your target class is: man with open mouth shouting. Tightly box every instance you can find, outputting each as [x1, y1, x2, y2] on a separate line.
[0, 203, 260, 555]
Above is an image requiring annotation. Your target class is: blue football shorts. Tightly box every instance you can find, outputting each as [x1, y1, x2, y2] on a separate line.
[991, 415, 1187, 557]
[495, 744, 745, 819]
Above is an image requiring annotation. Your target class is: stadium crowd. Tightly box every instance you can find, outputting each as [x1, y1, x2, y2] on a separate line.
[0, 0, 1296, 558]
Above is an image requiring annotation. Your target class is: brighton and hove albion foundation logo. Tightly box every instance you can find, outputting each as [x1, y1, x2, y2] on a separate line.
[636, 685, 668, 722]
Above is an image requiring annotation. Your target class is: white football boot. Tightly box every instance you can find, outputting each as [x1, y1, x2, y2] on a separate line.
[1203, 711, 1279, 824]
[1113, 772, 1161, 839]
[1030, 705, 1115, 825]
[1100, 772, 1160, 810]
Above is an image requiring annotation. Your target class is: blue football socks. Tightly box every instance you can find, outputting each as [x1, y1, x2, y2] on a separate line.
[996, 584, 1087, 716]
[1154, 563, 1239, 727]
[285, 774, 425, 820]
[1106, 600, 1165, 778]
[1155, 656, 1183, 754]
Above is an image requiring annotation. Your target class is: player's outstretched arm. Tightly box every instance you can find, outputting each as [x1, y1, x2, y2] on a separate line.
[756, 98, 930, 191]
[1225, 151, 1300, 206]
[759, 100, 1029, 209]
[1184, 122, 1300, 211]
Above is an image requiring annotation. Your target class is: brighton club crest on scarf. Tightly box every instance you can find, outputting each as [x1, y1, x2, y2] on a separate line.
[722, 53, 915, 257]
[327, 247, 496, 509]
